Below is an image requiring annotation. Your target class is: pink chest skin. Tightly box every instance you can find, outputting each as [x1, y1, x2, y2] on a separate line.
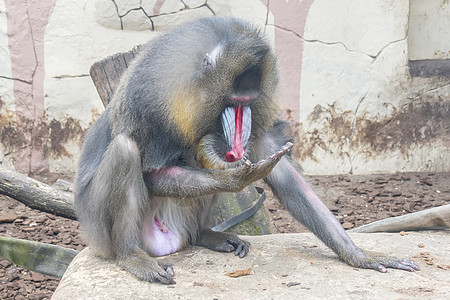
[142, 217, 181, 256]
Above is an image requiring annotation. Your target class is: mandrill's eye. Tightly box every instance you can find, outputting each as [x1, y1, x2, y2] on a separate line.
[233, 65, 262, 95]
[221, 105, 251, 162]
[229, 65, 261, 104]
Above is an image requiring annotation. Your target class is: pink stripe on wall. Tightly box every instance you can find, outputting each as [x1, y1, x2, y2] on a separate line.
[5, 0, 56, 174]
[263, 0, 315, 121]
[153, 0, 167, 15]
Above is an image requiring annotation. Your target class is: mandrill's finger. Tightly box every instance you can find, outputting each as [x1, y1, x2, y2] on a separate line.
[281, 141, 294, 153]
[365, 255, 420, 273]
[376, 264, 388, 273]
[268, 142, 293, 160]
[401, 259, 420, 271]
[234, 244, 244, 256]
[254, 142, 293, 168]
[158, 261, 175, 276]
[384, 259, 420, 272]
[238, 243, 249, 258]
[152, 262, 176, 284]
[245, 160, 252, 167]
[154, 270, 176, 284]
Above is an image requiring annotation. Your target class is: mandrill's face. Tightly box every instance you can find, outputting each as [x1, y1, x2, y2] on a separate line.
[193, 40, 280, 170]
[166, 20, 279, 170]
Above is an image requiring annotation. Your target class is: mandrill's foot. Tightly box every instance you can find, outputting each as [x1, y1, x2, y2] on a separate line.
[116, 248, 175, 284]
[196, 229, 250, 258]
[348, 250, 420, 273]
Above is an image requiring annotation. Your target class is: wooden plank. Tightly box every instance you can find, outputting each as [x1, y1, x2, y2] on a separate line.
[89, 45, 143, 107]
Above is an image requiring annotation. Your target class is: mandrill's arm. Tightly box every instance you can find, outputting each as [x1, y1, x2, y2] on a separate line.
[145, 143, 292, 198]
[256, 130, 419, 272]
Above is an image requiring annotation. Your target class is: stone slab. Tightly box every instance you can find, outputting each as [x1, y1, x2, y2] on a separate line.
[52, 232, 450, 299]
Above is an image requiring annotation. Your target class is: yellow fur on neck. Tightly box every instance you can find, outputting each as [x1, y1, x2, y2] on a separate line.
[169, 89, 201, 146]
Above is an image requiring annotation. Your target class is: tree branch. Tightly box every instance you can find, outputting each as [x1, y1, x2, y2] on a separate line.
[0, 165, 76, 220]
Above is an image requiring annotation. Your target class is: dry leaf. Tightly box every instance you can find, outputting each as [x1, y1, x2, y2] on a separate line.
[437, 265, 450, 270]
[224, 267, 253, 278]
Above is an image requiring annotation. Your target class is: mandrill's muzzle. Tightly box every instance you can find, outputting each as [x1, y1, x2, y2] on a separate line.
[221, 104, 251, 162]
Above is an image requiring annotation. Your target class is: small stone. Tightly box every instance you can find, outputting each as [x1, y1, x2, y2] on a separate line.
[45, 213, 56, 220]
[342, 222, 354, 229]
[369, 190, 381, 198]
[266, 204, 278, 212]
[31, 272, 46, 282]
[341, 209, 354, 216]
[29, 291, 47, 300]
[421, 179, 433, 186]
[392, 190, 402, 197]
[403, 203, 412, 212]
[22, 227, 36, 232]
[328, 205, 339, 212]
[374, 177, 388, 184]
[0, 260, 12, 268]
[34, 215, 47, 223]
[0, 211, 17, 223]
[389, 174, 402, 181]
[286, 281, 300, 287]
[401, 174, 410, 180]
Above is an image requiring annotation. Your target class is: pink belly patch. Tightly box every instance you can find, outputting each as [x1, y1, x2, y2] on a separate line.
[142, 217, 181, 256]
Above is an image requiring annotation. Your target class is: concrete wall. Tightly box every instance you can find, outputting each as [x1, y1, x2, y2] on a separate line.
[0, 0, 449, 175]
[408, 0, 450, 60]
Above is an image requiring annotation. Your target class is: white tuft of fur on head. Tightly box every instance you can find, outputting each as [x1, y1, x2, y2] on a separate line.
[203, 44, 223, 67]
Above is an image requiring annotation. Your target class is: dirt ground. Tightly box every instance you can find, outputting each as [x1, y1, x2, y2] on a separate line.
[0, 172, 449, 299]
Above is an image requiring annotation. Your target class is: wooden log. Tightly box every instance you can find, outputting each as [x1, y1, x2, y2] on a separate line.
[0, 165, 76, 220]
[208, 188, 272, 235]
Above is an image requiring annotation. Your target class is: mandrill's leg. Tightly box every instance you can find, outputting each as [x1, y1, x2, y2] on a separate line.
[90, 134, 175, 284]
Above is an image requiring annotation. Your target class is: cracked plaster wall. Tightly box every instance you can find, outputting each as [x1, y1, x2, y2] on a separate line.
[0, 0, 449, 175]
[297, 0, 449, 174]
[408, 0, 450, 60]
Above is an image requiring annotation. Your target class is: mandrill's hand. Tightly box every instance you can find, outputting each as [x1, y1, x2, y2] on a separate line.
[345, 250, 420, 273]
[224, 142, 293, 193]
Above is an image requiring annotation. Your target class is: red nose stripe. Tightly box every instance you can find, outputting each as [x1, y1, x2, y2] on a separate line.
[225, 104, 245, 162]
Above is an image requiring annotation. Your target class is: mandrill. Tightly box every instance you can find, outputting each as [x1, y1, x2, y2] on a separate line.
[74, 17, 419, 284]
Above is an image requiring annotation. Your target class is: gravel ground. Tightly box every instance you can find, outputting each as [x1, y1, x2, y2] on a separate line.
[0, 172, 449, 299]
